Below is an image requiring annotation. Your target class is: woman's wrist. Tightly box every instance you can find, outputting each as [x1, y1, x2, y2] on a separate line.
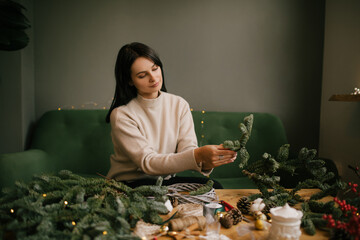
[194, 147, 203, 166]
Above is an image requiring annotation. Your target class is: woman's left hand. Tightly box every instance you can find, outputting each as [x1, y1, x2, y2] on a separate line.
[194, 144, 237, 170]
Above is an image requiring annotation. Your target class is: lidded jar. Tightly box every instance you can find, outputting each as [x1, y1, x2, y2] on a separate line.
[268, 203, 303, 240]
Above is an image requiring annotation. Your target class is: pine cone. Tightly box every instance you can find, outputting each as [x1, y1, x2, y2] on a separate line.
[168, 196, 178, 207]
[263, 202, 277, 214]
[220, 214, 233, 229]
[228, 208, 243, 225]
[237, 196, 251, 215]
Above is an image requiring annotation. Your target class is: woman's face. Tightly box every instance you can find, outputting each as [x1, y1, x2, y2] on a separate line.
[130, 57, 163, 99]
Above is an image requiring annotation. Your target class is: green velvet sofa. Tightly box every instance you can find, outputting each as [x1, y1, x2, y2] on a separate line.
[0, 110, 316, 190]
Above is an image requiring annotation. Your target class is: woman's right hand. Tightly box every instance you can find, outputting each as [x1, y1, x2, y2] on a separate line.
[194, 145, 237, 170]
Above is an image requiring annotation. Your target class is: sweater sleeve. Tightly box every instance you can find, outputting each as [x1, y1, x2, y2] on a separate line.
[176, 101, 213, 176]
[110, 109, 202, 176]
[176, 101, 198, 153]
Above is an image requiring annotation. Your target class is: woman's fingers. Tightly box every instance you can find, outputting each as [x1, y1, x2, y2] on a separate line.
[195, 145, 238, 169]
[212, 152, 237, 167]
[217, 149, 237, 159]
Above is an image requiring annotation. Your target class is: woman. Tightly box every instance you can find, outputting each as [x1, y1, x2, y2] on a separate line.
[106, 42, 237, 188]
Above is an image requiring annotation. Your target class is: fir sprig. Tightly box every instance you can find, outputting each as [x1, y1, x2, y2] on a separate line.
[189, 180, 214, 196]
[223, 114, 253, 168]
[0, 170, 169, 239]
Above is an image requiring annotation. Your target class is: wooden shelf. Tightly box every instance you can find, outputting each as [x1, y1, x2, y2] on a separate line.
[329, 94, 360, 102]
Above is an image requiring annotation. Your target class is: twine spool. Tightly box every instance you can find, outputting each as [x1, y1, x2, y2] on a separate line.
[169, 216, 206, 231]
[176, 203, 203, 218]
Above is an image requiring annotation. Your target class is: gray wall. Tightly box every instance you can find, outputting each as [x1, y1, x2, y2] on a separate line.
[0, 0, 35, 154]
[0, 51, 23, 153]
[319, 0, 360, 183]
[1, 0, 325, 156]
[32, 0, 324, 154]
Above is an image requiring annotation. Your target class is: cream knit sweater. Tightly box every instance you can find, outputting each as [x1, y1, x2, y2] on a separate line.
[107, 91, 205, 181]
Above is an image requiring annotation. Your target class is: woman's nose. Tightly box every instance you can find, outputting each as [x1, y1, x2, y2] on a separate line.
[149, 72, 156, 82]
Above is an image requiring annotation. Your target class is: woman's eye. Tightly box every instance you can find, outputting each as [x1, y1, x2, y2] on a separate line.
[152, 66, 159, 71]
[138, 74, 146, 79]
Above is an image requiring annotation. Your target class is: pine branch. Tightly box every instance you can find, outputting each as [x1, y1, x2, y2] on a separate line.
[276, 144, 290, 162]
[235, 119, 346, 236]
[242, 170, 281, 188]
[223, 114, 253, 168]
[0, 170, 168, 239]
[348, 165, 360, 179]
[310, 180, 347, 200]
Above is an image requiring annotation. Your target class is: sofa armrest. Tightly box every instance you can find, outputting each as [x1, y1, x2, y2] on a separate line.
[0, 149, 54, 189]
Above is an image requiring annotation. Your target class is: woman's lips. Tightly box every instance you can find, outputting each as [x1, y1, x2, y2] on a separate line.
[150, 82, 160, 88]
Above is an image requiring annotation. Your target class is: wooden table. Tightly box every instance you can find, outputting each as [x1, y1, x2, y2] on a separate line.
[159, 189, 331, 240]
[215, 189, 330, 240]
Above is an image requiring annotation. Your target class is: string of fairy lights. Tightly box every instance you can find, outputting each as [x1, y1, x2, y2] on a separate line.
[9, 196, 109, 236]
[57, 99, 113, 111]
[55, 87, 360, 148]
[56, 87, 360, 111]
[191, 109, 206, 147]
[56, 101, 207, 146]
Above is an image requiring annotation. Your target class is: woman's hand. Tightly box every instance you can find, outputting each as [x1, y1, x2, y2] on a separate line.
[194, 145, 237, 170]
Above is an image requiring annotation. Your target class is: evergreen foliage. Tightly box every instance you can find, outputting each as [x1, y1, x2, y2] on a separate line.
[0, 170, 169, 239]
[228, 115, 347, 235]
[189, 180, 214, 196]
[241, 144, 346, 235]
[323, 166, 360, 239]
[223, 114, 253, 168]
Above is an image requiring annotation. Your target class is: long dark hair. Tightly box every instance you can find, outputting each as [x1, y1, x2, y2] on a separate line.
[106, 42, 167, 123]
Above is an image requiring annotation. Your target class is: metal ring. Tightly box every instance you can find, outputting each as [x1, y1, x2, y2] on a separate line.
[219, 155, 224, 160]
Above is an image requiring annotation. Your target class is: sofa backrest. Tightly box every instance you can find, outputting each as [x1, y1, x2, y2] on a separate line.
[190, 111, 288, 178]
[30, 110, 288, 178]
[31, 110, 112, 176]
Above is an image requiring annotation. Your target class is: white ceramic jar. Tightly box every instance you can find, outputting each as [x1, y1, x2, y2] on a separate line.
[268, 203, 303, 240]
